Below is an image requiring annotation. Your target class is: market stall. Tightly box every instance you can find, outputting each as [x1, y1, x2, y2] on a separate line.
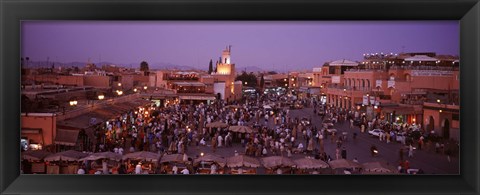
[293, 157, 330, 174]
[193, 153, 226, 174]
[261, 156, 295, 174]
[361, 161, 398, 174]
[159, 153, 190, 174]
[122, 151, 160, 174]
[79, 152, 123, 174]
[328, 159, 362, 174]
[44, 150, 89, 174]
[226, 155, 260, 174]
[228, 126, 256, 134]
[21, 150, 52, 174]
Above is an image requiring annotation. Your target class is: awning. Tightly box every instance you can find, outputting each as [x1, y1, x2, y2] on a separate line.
[54, 129, 80, 146]
[109, 104, 132, 115]
[132, 99, 152, 106]
[22, 128, 42, 134]
[329, 59, 359, 66]
[403, 91, 427, 95]
[91, 108, 117, 120]
[173, 82, 205, 87]
[58, 114, 104, 130]
[381, 106, 416, 115]
[404, 55, 438, 62]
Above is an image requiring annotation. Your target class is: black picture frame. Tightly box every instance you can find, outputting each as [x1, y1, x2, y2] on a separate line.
[1, 0, 479, 194]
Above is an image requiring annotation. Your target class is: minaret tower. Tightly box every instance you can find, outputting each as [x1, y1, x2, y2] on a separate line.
[221, 45, 231, 64]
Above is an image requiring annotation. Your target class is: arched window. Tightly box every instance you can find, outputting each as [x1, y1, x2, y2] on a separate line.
[405, 73, 411, 81]
[389, 73, 396, 81]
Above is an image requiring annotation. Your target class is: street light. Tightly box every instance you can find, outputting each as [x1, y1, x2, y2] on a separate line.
[69, 99, 78, 106]
[134, 88, 137, 92]
[143, 86, 148, 90]
[118, 83, 122, 87]
[437, 99, 441, 103]
[98, 94, 105, 100]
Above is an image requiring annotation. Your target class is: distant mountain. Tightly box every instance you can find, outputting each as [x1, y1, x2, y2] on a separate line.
[236, 66, 265, 73]
[147, 62, 198, 71]
[23, 61, 117, 68]
[24, 61, 200, 71]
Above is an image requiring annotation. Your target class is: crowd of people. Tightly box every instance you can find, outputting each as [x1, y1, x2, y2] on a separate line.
[26, 90, 457, 175]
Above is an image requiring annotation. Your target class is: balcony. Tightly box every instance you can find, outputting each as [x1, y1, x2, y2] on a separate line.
[344, 69, 385, 72]
[400, 99, 425, 105]
[389, 65, 459, 71]
[327, 84, 372, 92]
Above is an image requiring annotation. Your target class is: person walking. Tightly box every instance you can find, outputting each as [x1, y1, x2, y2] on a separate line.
[211, 136, 217, 153]
[408, 144, 414, 158]
[335, 148, 340, 160]
[399, 148, 404, 161]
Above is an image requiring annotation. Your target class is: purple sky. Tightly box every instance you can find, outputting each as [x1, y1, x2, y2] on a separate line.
[22, 21, 459, 72]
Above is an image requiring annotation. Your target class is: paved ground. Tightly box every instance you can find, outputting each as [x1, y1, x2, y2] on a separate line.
[185, 107, 459, 174]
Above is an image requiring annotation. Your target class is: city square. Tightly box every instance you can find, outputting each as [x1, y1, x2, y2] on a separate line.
[20, 21, 459, 175]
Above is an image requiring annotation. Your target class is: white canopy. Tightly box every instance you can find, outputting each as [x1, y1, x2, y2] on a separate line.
[404, 55, 438, 62]
[329, 59, 359, 66]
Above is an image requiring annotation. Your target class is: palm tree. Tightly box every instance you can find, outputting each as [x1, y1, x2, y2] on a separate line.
[208, 59, 213, 74]
[140, 61, 149, 76]
[260, 74, 265, 89]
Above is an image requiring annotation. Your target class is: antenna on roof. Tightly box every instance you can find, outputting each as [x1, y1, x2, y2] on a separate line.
[229, 45, 232, 52]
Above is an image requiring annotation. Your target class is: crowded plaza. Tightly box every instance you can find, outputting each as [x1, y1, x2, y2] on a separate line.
[21, 90, 459, 175]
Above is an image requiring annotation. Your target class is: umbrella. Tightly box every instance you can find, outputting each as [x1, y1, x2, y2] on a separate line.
[261, 156, 295, 169]
[362, 161, 397, 173]
[160, 153, 188, 163]
[226, 155, 261, 168]
[225, 105, 241, 109]
[206, 121, 228, 128]
[228, 126, 256, 134]
[328, 159, 362, 169]
[79, 152, 122, 161]
[22, 150, 52, 161]
[44, 150, 89, 162]
[194, 154, 226, 167]
[122, 151, 159, 161]
[293, 157, 330, 169]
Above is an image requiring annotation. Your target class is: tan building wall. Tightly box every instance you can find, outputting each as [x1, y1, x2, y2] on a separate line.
[27, 75, 85, 86]
[133, 75, 150, 86]
[121, 75, 135, 90]
[423, 102, 460, 141]
[155, 71, 168, 89]
[84, 75, 111, 88]
[149, 74, 157, 88]
[21, 113, 57, 147]
[200, 76, 215, 94]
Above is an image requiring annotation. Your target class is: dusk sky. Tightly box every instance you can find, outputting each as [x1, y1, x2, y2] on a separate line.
[22, 21, 459, 72]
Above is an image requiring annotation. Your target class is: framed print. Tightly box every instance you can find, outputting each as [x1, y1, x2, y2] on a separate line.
[1, 0, 479, 195]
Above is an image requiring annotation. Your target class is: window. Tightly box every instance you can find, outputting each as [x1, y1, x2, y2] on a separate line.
[452, 114, 459, 121]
